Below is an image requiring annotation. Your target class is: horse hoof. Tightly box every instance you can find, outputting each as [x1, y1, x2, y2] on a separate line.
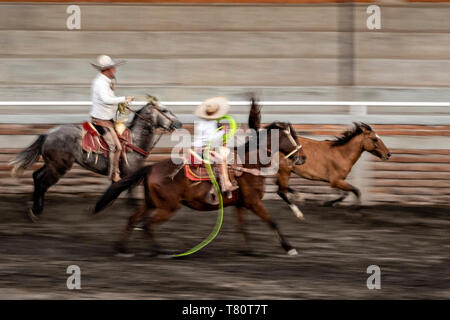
[114, 242, 133, 255]
[289, 204, 305, 221]
[323, 201, 339, 207]
[287, 248, 298, 256]
[27, 208, 39, 223]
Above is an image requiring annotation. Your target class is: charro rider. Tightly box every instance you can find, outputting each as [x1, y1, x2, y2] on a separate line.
[193, 97, 238, 194]
[90, 55, 134, 182]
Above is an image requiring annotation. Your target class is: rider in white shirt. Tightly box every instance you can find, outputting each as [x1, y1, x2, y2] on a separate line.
[90, 55, 134, 182]
[193, 97, 238, 193]
[193, 119, 224, 149]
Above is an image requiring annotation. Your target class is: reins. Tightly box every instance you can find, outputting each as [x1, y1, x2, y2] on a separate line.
[117, 102, 173, 158]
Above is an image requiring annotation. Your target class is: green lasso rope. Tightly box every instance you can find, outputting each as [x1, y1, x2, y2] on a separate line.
[172, 115, 237, 257]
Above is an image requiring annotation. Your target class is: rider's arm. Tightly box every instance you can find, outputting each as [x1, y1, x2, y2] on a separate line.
[209, 123, 225, 146]
[97, 79, 126, 105]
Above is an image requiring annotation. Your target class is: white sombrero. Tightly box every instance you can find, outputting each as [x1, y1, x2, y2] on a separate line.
[91, 55, 126, 71]
[195, 96, 230, 120]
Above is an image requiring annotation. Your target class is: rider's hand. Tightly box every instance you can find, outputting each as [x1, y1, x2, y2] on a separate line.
[125, 96, 135, 103]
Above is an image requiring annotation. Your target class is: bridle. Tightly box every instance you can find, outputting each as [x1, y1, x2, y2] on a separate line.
[120, 101, 178, 157]
[124, 102, 175, 128]
[283, 126, 302, 160]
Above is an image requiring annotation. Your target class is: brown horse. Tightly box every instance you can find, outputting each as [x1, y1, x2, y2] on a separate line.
[94, 100, 306, 256]
[276, 123, 391, 215]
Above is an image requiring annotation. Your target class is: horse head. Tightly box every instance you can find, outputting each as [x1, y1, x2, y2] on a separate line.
[266, 122, 306, 166]
[249, 97, 306, 166]
[131, 95, 182, 132]
[358, 123, 391, 161]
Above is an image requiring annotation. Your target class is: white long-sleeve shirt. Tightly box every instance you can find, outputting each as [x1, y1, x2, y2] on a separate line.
[90, 73, 126, 120]
[193, 119, 225, 148]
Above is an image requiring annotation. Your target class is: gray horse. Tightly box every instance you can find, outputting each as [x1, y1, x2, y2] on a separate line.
[10, 98, 182, 221]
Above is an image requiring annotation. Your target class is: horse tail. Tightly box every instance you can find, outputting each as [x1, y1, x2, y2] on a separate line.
[94, 165, 152, 214]
[248, 96, 261, 131]
[10, 134, 47, 177]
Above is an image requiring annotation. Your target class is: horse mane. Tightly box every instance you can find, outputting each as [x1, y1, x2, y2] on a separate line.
[264, 121, 293, 132]
[330, 122, 372, 146]
[288, 123, 298, 141]
[244, 97, 297, 152]
[129, 104, 148, 129]
[239, 121, 294, 155]
[248, 97, 261, 131]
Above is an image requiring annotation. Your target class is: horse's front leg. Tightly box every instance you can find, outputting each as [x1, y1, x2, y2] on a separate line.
[276, 182, 304, 221]
[277, 157, 304, 220]
[326, 179, 361, 207]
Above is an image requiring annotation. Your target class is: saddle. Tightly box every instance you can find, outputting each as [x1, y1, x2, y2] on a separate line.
[184, 150, 213, 181]
[184, 149, 242, 182]
[81, 121, 133, 158]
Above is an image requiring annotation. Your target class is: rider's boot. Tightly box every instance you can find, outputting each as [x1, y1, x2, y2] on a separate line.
[219, 163, 238, 193]
[109, 147, 122, 183]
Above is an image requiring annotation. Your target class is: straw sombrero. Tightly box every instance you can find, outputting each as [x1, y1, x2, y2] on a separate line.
[91, 55, 126, 71]
[195, 96, 230, 120]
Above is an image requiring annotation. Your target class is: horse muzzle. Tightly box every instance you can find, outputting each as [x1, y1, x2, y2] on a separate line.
[171, 121, 183, 130]
[382, 152, 391, 161]
[295, 155, 306, 165]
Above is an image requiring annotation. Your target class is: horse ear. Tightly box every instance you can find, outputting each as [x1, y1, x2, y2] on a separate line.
[146, 94, 158, 104]
[353, 121, 367, 133]
[360, 122, 372, 133]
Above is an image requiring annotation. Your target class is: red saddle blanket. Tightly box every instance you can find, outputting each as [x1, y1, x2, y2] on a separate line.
[184, 150, 213, 181]
[184, 165, 212, 181]
[183, 150, 240, 201]
[81, 121, 133, 157]
[184, 150, 239, 183]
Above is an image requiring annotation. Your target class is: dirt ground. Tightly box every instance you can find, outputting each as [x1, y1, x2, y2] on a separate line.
[0, 195, 448, 299]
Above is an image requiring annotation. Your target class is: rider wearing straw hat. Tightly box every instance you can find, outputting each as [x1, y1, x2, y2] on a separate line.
[90, 55, 134, 182]
[193, 97, 238, 193]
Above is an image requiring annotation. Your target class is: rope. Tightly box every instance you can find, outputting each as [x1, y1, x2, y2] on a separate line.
[172, 115, 237, 257]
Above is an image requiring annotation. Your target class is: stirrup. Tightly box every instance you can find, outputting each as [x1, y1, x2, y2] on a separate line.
[111, 174, 121, 183]
[220, 181, 238, 193]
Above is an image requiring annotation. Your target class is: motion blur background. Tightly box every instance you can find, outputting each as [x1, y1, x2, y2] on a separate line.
[0, 0, 449, 206]
[0, 1, 449, 301]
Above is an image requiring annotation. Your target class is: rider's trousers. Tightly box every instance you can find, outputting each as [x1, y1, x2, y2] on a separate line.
[91, 118, 123, 181]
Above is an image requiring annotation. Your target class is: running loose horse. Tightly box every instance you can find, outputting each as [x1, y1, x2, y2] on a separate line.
[94, 99, 306, 256]
[276, 122, 391, 215]
[10, 98, 182, 221]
